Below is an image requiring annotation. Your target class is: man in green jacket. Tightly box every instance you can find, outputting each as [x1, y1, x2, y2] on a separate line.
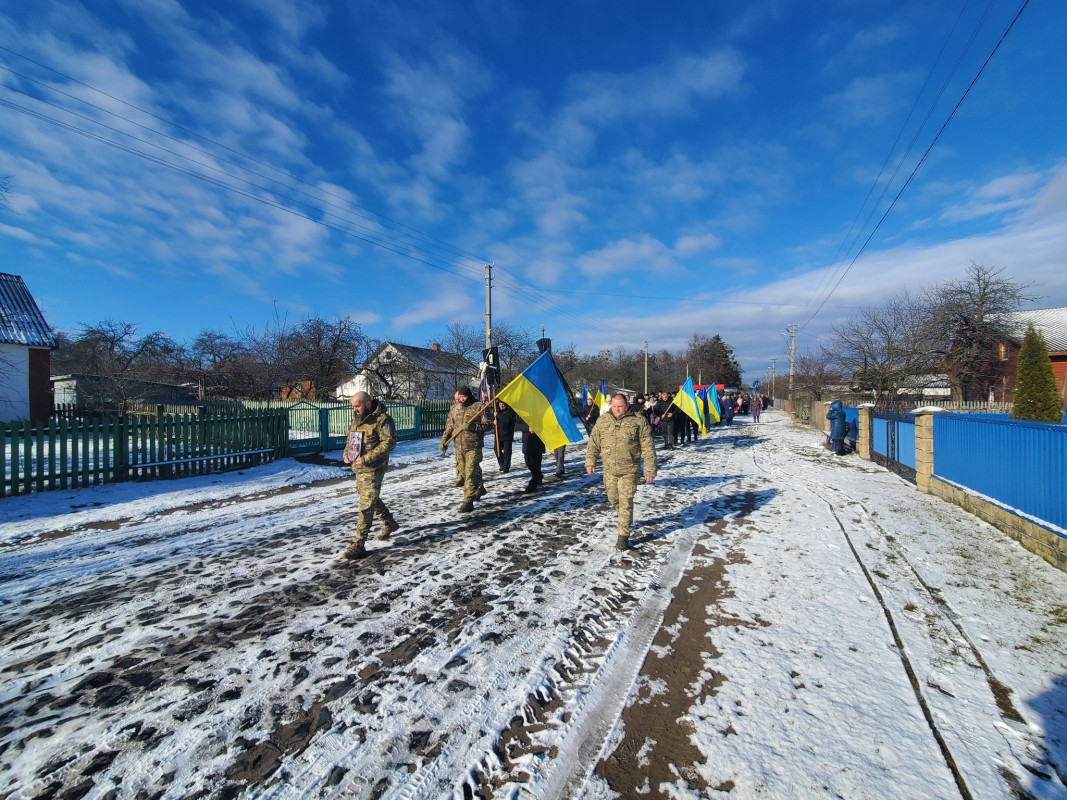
[342, 391, 399, 559]
[440, 386, 492, 513]
[586, 393, 658, 550]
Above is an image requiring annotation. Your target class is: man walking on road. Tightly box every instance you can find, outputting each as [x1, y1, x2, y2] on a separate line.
[586, 393, 657, 551]
[342, 391, 399, 559]
[440, 387, 492, 512]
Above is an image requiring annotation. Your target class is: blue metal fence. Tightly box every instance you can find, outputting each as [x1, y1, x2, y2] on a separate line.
[871, 412, 916, 481]
[933, 413, 1066, 531]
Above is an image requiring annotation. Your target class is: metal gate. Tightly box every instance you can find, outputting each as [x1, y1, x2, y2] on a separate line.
[871, 406, 917, 483]
[286, 402, 351, 455]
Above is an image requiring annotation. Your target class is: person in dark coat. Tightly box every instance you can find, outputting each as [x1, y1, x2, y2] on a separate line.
[826, 399, 847, 455]
[583, 397, 600, 434]
[722, 398, 735, 426]
[750, 393, 763, 423]
[494, 400, 517, 472]
[519, 419, 545, 491]
[654, 391, 675, 449]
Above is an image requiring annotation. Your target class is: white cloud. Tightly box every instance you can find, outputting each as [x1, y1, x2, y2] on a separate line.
[578, 235, 677, 278]
[0, 222, 46, 244]
[675, 233, 722, 256]
[391, 286, 474, 329]
[824, 71, 918, 126]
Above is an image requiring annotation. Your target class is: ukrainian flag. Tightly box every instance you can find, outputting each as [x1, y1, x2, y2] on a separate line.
[496, 351, 584, 451]
[708, 386, 722, 423]
[581, 382, 589, 408]
[673, 376, 707, 436]
[592, 380, 608, 413]
[701, 385, 721, 425]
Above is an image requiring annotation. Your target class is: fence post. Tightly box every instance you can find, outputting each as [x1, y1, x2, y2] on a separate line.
[857, 404, 874, 461]
[320, 407, 330, 453]
[913, 410, 939, 493]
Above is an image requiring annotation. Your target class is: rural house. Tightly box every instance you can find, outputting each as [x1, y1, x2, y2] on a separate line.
[985, 307, 1067, 407]
[340, 342, 478, 402]
[0, 272, 56, 423]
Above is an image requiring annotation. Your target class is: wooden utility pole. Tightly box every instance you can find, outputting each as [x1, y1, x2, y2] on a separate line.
[484, 263, 493, 350]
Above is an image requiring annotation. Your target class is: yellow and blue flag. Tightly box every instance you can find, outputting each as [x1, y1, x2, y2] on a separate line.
[699, 386, 721, 425]
[673, 376, 707, 436]
[708, 386, 721, 423]
[592, 380, 608, 413]
[581, 382, 589, 407]
[496, 351, 584, 451]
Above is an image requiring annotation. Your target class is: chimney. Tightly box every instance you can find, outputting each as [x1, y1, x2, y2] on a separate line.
[432, 343, 440, 351]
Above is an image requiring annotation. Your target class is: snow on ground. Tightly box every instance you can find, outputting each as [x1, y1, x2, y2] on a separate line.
[0, 410, 1064, 799]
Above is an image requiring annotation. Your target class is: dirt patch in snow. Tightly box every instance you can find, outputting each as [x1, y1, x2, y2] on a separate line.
[594, 518, 753, 797]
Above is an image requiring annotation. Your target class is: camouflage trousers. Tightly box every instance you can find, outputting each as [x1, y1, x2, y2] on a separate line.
[353, 467, 394, 540]
[603, 471, 639, 537]
[455, 448, 484, 502]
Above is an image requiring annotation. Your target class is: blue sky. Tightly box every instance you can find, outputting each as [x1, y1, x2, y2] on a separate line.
[2, 0, 1066, 383]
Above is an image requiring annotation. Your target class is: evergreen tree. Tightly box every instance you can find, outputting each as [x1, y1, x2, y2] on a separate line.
[1011, 324, 1062, 423]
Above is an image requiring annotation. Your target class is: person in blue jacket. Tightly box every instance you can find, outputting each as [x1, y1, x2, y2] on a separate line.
[826, 399, 847, 455]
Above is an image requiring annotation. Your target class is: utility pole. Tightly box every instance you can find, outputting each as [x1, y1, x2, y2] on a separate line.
[643, 341, 648, 395]
[484, 263, 493, 350]
[788, 323, 796, 400]
[770, 358, 777, 400]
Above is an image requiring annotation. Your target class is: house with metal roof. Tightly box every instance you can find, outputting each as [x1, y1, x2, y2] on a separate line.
[0, 272, 56, 423]
[338, 342, 479, 401]
[989, 307, 1067, 408]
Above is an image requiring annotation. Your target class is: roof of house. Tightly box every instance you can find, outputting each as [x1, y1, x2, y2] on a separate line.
[0, 273, 55, 348]
[369, 342, 479, 374]
[998, 307, 1067, 352]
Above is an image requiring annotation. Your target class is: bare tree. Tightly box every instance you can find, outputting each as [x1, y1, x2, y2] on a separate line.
[53, 320, 181, 411]
[927, 263, 1037, 401]
[281, 316, 371, 399]
[826, 290, 940, 399]
[432, 322, 483, 391]
[791, 349, 844, 402]
[492, 320, 537, 382]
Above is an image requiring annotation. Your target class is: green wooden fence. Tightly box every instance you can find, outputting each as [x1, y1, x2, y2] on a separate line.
[2, 409, 289, 497]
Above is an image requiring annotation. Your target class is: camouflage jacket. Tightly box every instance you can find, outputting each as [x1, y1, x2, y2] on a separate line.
[585, 409, 657, 479]
[441, 399, 492, 452]
[345, 401, 397, 472]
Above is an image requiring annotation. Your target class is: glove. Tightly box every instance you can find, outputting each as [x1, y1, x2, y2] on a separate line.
[439, 442, 448, 453]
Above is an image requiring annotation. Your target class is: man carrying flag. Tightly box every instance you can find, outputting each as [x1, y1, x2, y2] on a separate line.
[440, 386, 493, 513]
[586, 394, 658, 551]
[582, 389, 600, 434]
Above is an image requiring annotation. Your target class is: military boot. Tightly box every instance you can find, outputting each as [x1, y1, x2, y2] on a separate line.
[475, 484, 487, 500]
[343, 539, 368, 559]
[376, 518, 400, 541]
[459, 500, 474, 513]
[615, 535, 629, 551]
[454, 477, 465, 487]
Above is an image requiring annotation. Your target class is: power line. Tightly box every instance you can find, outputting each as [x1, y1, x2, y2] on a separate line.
[797, 0, 1030, 334]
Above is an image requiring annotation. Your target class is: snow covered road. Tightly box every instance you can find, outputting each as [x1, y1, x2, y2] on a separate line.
[1, 410, 1064, 799]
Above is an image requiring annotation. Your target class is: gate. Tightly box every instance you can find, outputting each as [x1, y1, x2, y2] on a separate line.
[286, 401, 350, 455]
[871, 399, 916, 483]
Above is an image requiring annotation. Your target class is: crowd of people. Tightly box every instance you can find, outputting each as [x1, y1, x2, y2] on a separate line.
[339, 386, 772, 560]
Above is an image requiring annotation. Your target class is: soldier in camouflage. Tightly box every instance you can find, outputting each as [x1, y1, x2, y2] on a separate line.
[585, 393, 658, 550]
[342, 391, 399, 559]
[440, 386, 492, 513]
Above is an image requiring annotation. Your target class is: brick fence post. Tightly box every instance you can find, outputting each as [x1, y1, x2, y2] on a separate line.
[857, 404, 874, 461]
[914, 409, 939, 493]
